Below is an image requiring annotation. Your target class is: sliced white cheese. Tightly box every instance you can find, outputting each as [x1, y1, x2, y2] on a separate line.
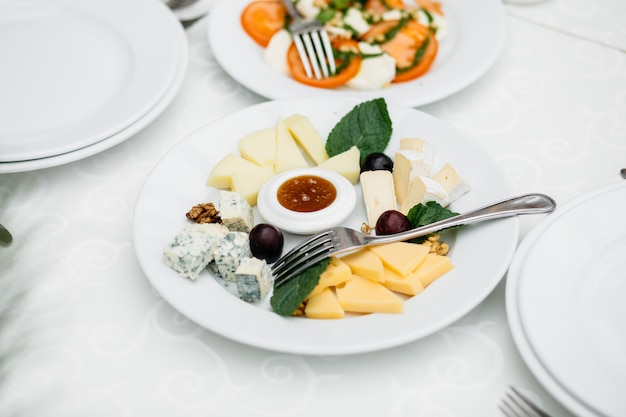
[400, 175, 426, 214]
[432, 163, 470, 204]
[262, 29, 292, 75]
[284, 114, 329, 165]
[420, 175, 449, 207]
[360, 170, 398, 227]
[237, 126, 277, 171]
[316, 145, 360, 184]
[399, 138, 435, 165]
[275, 118, 310, 173]
[392, 149, 432, 205]
[346, 43, 395, 91]
[343, 8, 370, 35]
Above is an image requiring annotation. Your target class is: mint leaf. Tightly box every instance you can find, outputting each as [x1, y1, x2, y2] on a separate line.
[326, 98, 392, 164]
[270, 258, 331, 316]
[406, 201, 459, 243]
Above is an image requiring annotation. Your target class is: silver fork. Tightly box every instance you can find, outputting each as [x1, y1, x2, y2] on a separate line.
[271, 193, 556, 287]
[281, 0, 336, 79]
[499, 386, 552, 417]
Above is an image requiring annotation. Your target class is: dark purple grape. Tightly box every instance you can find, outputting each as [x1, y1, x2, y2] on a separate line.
[360, 152, 393, 173]
[249, 224, 284, 263]
[375, 210, 411, 235]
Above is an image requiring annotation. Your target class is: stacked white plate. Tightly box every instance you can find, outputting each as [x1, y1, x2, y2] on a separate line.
[506, 181, 626, 417]
[0, 0, 188, 173]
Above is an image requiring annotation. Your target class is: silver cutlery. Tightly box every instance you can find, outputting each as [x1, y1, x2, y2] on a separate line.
[499, 386, 552, 417]
[620, 168, 626, 179]
[271, 193, 556, 287]
[0, 223, 12, 246]
[281, 0, 335, 79]
[165, 0, 200, 10]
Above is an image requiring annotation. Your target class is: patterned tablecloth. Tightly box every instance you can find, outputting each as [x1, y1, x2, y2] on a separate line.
[1, 0, 625, 415]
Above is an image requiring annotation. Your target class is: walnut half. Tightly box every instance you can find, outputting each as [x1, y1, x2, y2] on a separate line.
[186, 202, 221, 224]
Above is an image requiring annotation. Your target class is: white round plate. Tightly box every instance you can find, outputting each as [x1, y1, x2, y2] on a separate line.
[133, 97, 518, 355]
[0, 0, 182, 162]
[506, 181, 626, 417]
[207, 0, 505, 108]
[0, 1, 188, 174]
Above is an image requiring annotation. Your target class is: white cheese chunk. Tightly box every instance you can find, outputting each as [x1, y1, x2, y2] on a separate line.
[219, 190, 254, 233]
[210, 231, 252, 282]
[235, 257, 273, 303]
[432, 163, 470, 204]
[263, 29, 292, 75]
[295, 0, 320, 20]
[392, 149, 433, 205]
[360, 170, 398, 227]
[162, 223, 229, 280]
[343, 8, 370, 35]
[346, 43, 396, 91]
[420, 176, 450, 207]
[399, 138, 435, 164]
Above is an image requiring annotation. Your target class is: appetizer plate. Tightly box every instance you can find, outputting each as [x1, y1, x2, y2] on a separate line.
[133, 97, 518, 355]
[506, 181, 626, 417]
[0, 0, 183, 163]
[207, 0, 505, 107]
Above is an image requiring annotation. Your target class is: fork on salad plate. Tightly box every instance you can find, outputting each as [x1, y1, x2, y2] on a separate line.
[271, 193, 556, 287]
[281, 0, 336, 79]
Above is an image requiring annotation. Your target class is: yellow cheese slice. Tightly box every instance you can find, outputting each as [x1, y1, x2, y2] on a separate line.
[414, 253, 454, 288]
[381, 267, 424, 296]
[275, 118, 310, 173]
[305, 287, 345, 319]
[237, 126, 277, 172]
[369, 242, 429, 276]
[336, 275, 403, 314]
[340, 249, 384, 282]
[284, 114, 329, 165]
[207, 154, 273, 189]
[316, 146, 360, 184]
[230, 170, 274, 206]
[308, 257, 352, 298]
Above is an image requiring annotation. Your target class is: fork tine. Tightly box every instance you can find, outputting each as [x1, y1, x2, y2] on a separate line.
[272, 230, 333, 273]
[273, 243, 334, 287]
[499, 387, 551, 417]
[319, 29, 336, 75]
[310, 31, 330, 78]
[293, 36, 313, 78]
[300, 32, 323, 79]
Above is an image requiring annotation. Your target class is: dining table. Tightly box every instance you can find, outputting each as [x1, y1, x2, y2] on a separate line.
[1, 0, 625, 415]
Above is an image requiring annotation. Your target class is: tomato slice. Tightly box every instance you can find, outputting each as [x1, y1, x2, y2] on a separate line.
[416, 0, 444, 15]
[286, 40, 362, 89]
[392, 32, 438, 83]
[240, 0, 286, 47]
[365, 0, 406, 15]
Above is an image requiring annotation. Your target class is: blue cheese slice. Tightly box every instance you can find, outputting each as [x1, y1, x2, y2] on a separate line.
[210, 231, 252, 281]
[219, 190, 254, 232]
[162, 223, 229, 280]
[235, 257, 273, 303]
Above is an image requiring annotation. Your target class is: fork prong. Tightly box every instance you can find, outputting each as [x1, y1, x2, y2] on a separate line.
[499, 387, 551, 417]
[272, 231, 332, 274]
[319, 29, 336, 75]
[301, 32, 323, 79]
[293, 35, 313, 78]
[310, 31, 329, 78]
[272, 238, 333, 282]
[273, 244, 334, 287]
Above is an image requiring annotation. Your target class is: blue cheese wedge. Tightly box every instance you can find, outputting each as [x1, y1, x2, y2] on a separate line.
[210, 231, 252, 281]
[162, 223, 229, 280]
[235, 257, 273, 303]
[219, 190, 254, 232]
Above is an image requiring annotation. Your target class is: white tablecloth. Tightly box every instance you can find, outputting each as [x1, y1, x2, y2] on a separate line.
[1, 1, 625, 415]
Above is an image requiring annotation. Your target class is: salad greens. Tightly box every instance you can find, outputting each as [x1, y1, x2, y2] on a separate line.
[325, 98, 392, 165]
[406, 201, 459, 243]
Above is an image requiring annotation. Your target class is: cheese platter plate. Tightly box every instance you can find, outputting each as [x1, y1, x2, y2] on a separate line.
[133, 97, 518, 355]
